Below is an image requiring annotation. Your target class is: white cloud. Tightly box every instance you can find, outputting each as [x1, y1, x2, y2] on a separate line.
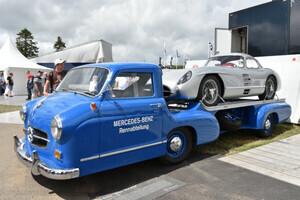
[0, 0, 270, 64]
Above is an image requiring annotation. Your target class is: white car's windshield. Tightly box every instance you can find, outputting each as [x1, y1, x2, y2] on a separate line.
[56, 67, 109, 96]
[205, 56, 244, 68]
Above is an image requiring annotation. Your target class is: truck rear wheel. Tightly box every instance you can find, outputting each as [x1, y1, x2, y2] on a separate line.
[160, 127, 192, 165]
[257, 114, 274, 138]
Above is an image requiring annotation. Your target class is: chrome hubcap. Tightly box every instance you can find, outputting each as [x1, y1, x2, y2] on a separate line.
[170, 136, 182, 152]
[265, 119, 271, 130]
[266, 79, 275, 99]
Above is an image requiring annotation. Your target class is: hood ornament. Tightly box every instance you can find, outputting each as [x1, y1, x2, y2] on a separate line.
[36, 96, 47, 108]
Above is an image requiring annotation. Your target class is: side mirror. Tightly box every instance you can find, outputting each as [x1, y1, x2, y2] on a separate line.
[106, 84, 115, 98]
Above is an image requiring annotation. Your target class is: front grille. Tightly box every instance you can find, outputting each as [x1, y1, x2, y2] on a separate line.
[28, 127, 49, 148]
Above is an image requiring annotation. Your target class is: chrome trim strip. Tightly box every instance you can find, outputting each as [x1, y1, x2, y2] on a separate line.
[226, 85, 265, 89]
[80, 140, 168, 162]
[32, 135, 50, 142]
[80, 155, 100, 162]
[100, 140, 167, 158]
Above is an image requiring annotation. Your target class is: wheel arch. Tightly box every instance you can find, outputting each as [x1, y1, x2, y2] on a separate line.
[168, 126, 197, 146]
[199, 73, 225, 97]
[269, 73, 280, 91]
[271, 112, 279, 125]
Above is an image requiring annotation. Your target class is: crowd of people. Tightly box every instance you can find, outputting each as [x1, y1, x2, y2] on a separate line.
[0, 58, 66, 100]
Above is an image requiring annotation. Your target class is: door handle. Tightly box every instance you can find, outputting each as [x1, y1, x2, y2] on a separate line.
[150, 103, 162, 108]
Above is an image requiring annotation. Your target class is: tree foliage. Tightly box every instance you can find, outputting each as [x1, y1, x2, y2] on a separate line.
[53, 36, 66, 52]
[16, 28, 39, 58]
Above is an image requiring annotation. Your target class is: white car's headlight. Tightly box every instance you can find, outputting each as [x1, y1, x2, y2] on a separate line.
[19, 105, 26, 121]
[51, 115, 62, 140]
[177, 71, 192, 85]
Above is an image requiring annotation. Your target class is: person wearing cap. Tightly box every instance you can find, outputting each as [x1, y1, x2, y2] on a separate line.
[32, 70, 44, 99]
[43, 58, 66, 96]
[25, 70, 34, 100]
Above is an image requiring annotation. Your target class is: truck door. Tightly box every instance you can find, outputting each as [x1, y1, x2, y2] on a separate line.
[99, 70, 164, 158]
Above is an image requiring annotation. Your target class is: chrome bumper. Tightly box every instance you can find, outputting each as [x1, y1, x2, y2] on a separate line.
[14, 135, 80, 180]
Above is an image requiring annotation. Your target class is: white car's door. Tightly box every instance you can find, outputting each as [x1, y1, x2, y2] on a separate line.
[244, 57, 266, 95]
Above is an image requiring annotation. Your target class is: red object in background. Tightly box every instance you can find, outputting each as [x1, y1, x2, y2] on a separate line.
[221, 63, 235, 67]
[292, 58, 296, 61]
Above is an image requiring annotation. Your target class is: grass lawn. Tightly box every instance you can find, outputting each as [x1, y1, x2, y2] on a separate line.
[0, 105, 21, 114]
[194, 123, 300, 155]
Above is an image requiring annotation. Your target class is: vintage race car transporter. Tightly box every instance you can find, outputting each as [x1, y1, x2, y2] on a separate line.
[14, 63, 291, 180]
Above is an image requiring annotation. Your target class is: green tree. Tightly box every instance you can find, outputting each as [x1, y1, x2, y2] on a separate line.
[53, 36, 66, 52]
[16, 28, 39, 58]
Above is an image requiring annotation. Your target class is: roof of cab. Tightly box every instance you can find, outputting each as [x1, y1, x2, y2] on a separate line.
[73, 62, 161, 72]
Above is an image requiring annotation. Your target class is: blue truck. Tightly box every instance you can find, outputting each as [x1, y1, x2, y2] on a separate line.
[14, 63, 291, 180]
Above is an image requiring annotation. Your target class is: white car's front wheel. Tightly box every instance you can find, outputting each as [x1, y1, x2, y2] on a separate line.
[197, 75, 221, 106]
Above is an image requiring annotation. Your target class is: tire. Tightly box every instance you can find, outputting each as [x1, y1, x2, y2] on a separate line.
[257, 114, 274, 138]
[259, 76, 277, 100]
[197, 75, 221, 106]
[160, 127, 192, 165]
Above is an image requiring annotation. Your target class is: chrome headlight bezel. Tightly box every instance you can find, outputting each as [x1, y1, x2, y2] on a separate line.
[177, 71, 192, 85]
[19, 105, 27, 121]
[51, 115, 62, 140]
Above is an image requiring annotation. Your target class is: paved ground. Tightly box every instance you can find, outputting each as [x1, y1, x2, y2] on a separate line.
[219, 134, 300, 187]
[0, 95, 28, 106]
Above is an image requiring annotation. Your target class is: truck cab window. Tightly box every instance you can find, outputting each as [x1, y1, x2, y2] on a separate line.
[111, 72, 153, 98]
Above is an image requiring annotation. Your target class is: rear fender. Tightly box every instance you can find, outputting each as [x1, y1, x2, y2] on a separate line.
[256, 102, 291, 129]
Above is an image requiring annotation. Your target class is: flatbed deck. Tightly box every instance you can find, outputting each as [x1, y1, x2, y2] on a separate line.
[200, 98, 286, 111]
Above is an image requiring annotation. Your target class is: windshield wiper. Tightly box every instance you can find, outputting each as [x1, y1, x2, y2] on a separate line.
[62, 88, 77, 94]
[82, 91, 96, 96]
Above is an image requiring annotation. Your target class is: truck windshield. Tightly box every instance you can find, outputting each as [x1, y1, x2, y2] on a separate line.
[56, 67, 109, 96]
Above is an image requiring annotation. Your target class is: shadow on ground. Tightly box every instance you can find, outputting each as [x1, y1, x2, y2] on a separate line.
[33, 151, 216, 199]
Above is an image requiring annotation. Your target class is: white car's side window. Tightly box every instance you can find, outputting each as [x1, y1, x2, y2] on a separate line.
[246, 58, 259, 69]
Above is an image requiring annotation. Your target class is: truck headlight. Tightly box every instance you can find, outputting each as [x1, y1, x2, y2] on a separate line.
[19, 105, 26, 121]
[177, 71, 192, 85]
[51, 115, 62, 140]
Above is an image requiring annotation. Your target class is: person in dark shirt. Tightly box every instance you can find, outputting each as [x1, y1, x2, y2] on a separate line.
[6, 73, 14, 97]
[0, 72, 4, 95]
[32, 71, 44, 99]
[43, 58, 66, 95]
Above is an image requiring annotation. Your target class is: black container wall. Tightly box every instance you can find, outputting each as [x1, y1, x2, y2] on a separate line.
[289, 1, 300, 54]
[229, 0, 292, 57]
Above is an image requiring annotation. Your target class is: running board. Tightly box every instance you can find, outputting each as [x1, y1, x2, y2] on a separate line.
[200, 98, 286, 111]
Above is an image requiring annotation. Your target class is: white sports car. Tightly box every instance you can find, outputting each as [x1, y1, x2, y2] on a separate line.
[162, 53, 280, 106]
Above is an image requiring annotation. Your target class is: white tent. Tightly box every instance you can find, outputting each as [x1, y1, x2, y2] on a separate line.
[31, 40, 113, 70]
[0, 37, 52, 95]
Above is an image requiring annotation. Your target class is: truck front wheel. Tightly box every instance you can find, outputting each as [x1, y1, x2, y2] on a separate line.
[161, 127, 192, 165]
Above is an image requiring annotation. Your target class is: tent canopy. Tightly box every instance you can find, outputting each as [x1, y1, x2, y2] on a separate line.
[0, 37, 51, 95]
[0, 37, 50, 71]
[31, 40, 113, 71]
